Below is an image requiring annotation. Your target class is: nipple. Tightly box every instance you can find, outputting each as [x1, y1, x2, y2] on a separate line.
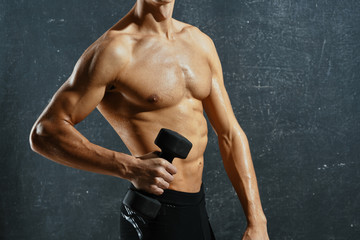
[147, 94, 159, 103]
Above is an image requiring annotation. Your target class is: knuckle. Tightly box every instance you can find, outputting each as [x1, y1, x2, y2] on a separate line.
[155, 167, 165, 176]
[153, 168, 160, 176]
[159, 159, 168, 167]
[154, 177, 161, 185]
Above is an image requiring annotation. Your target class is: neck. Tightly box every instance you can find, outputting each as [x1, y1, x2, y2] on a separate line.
[133, 0, 175, 39]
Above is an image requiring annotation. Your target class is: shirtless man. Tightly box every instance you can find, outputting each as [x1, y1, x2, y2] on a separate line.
[29, 0, 269, 239]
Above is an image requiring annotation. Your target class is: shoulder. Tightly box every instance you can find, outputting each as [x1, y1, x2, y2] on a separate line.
[175, 21, 221, 72]
[83, 31, 132, 71]
[72, 31, 133, 86]
[174, 20, 217, 56]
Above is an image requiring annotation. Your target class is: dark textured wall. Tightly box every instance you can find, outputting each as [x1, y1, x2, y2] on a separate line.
[1, 0, 359, 239]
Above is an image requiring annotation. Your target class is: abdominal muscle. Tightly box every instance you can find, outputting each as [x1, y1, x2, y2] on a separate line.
[98, 95, 209, 193]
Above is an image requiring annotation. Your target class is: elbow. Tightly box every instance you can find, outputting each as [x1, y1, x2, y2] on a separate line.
[29, 122, 42, 153]
[29, 120, 52, 154]
[218, 124, 248, 146]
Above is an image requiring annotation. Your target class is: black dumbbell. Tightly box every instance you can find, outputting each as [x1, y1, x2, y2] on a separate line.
[155, 128, 193, 163]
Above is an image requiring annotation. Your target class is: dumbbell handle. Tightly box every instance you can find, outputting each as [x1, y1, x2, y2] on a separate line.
[158, 151, 176, 163]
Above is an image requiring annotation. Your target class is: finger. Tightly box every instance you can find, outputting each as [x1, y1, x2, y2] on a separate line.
[137, 151, 159, 160]
[160, 170, 174, 183]
[160, 160, 177, 175]
[149, 184, 164, 196]
[155, 167, 174, 183]
[154, 177, 170, 189]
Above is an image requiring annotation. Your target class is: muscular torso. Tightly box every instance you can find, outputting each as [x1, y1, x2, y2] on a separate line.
[97, 20, 213, 192]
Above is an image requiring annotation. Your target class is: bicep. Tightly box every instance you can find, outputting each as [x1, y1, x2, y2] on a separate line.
[203, 78, 240, 136]
[39, 45, 115, 125]
[44, 76, 106, 125]
[203, 40, 240, 136]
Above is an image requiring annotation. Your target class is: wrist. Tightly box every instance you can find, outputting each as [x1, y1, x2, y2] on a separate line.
[113, 152, 138, 180]
[247, 212, 267, 227]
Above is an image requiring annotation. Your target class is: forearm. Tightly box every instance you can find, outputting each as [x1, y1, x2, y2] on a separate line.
[30, 118, 136, 180]
[218, 125, 266, 225]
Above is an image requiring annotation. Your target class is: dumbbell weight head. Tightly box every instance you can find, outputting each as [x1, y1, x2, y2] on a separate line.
[154, 128, 193, 163]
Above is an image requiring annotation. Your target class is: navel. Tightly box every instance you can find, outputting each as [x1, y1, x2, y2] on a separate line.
[107, 84, 116, 91]
[147, 94, 160, 103]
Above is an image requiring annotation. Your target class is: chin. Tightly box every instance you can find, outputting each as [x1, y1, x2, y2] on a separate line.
[154, 0, 173, 4]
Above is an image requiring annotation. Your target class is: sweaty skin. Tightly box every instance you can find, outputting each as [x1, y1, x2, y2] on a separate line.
[30, 0, 269, 239]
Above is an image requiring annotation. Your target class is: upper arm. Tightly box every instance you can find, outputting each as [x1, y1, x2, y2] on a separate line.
[202, 36, 241, 136]
[38, 36, 128, 126]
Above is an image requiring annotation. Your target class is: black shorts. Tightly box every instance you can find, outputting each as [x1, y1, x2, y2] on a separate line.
[120, 184, 216, 240]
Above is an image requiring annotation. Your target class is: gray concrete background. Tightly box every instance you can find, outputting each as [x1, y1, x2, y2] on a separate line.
[1, 0, 359, 239]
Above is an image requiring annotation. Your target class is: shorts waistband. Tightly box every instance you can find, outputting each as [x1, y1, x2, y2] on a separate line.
[129, 184, 204, 206]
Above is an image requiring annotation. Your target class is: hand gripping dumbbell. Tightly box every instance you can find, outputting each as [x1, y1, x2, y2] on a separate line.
[123, 128, 193, 219]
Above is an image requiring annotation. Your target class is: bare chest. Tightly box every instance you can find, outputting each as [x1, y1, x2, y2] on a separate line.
[111, 38, 212, 109]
